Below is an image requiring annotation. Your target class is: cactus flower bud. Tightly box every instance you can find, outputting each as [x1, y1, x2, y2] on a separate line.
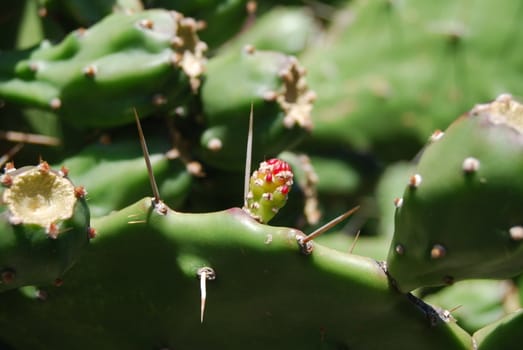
[244, 158, 293, 223]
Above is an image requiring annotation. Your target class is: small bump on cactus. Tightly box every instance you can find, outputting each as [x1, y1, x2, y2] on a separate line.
[243, 158, 293, 223]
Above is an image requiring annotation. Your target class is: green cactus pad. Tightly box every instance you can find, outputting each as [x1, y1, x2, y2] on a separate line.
[473, 309, 523, 350]
[387, 94, 523, 292]
[0, 9, 207, 127]
[220, 6, 321, 56]
[0, 198, 472, 349]
[424, 279, 515, 333]
[302, 0, 523, 161]
[148, 0, 249, 50]
[199, 47, 315, 170]
[0, 161, 90, 292]
[49, 0, 144, 26]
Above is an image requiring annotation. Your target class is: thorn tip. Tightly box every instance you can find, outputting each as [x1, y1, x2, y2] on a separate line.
[134, 108, 162, 207]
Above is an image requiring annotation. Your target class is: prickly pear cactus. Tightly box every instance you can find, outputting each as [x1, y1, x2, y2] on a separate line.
[0, 198, 473, 350]
[219, 6, 321, 56]
[0, 161, 91, 292]
[55, 137, 192, 217]
[2, 1, 523, 349]
[199, 46, 315, 170]
[387, 94, 523, 292]
[0, 9, 206, 127]
[49, 0, 144, 26]
[302, 0, 523, 161]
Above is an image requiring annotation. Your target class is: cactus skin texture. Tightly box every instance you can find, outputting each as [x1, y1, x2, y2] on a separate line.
[0, 198, 472, 350]
[244, 158, 293, 223]
[0, 161, 90, 292]
[387, 94, 523, 292]
[199, 47, 315, 171]
[0, 9, 206, 128]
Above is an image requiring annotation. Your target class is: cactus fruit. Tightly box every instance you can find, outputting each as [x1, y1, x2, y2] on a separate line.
[0, 161, 90, 292]
[387, 94, 523, 292]
[199, 47, 315, 171]
[0, 9, 207, 127]
[0, 198, 473, 350]
[243, 158, 293, 223]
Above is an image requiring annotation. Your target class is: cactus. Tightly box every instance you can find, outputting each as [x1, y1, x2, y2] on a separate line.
[387, 94, 523, 292]
[2, 1, 523, 349]
[423, 279, 518, 333]
[54, 136, 193, 217]
[47, 0, 144, 26]
[302, 0, 523, 162]
[147, 0, 250, 50]
[199, 46, 315, 171]
[0, 161, 91, 292]
[0, 198, 473, 350]
[0, 9, 206, 128]
[219, 6, 321, 56]
[473, 309, 523, 350]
